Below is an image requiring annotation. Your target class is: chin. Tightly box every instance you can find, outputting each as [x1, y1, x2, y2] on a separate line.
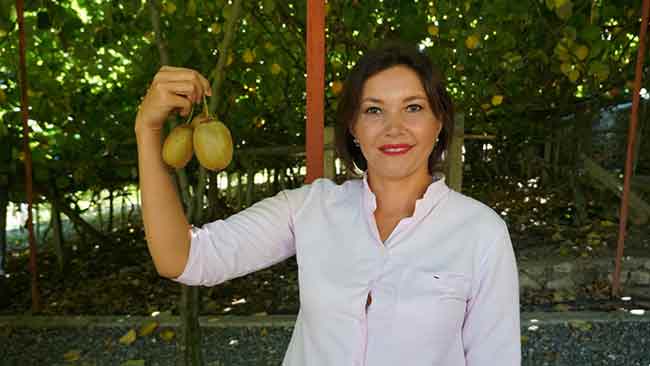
[369, 166, 417, 180]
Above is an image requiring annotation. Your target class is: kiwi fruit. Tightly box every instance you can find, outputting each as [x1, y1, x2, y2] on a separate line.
[161, 124, 194, 168]
[193, 118, 233, 171]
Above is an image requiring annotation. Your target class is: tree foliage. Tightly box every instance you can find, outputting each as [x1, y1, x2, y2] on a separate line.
[0, 0, 644, 206]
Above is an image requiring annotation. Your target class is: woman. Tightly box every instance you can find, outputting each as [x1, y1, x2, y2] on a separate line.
[135, 43, 521, 365]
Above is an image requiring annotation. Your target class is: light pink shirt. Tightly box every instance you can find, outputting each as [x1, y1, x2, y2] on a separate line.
[174, 174, 521, 366]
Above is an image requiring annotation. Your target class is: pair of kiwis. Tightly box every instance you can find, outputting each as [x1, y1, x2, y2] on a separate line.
[162, 98, 233, 171]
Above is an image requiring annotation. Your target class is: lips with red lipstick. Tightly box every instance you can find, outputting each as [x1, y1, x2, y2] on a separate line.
[379, 144, 413, 155]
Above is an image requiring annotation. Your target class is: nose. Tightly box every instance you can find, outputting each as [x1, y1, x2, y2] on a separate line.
[384, 111, 406, 136]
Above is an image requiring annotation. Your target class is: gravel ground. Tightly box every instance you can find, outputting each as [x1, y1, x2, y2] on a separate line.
[521, 320, 650, 366]
[0, 326, 293, 366]
[1, 314, 649, 366]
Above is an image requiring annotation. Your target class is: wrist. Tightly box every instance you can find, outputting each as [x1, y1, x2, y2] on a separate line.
[134, 121, 163, 137]
[135, 127, 164, 149]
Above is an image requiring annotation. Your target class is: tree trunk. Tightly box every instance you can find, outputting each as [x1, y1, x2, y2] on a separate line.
[273, 169, 280, 192]
[96, 192, 103, 231]
[290, 166, 300, 187]
[572, 174, 587, 226]
[135, 188, 140, 219]
[108, 188, 114, 233]
[633, 99, 646, 175]
[278, 169, 286, 190]
[572, 125, 588, 225]
[266, 169, 273, 193]
[146, 0, 205, 364]
[121, 193, 127, 226]
[40, 221, 51, 243]
[581, 154, 650, 224]
[50, 200, 66, 273]
[226, 172, 233, 204]
[324, 126, 336, 180]
[0, 185, 7, 275]
[445, 113, 464, 191]
[0, 136, 9, 275]
[35, 204, 39, 237]
[147, 0, 243, 363]
[577, 104, 594, 161]
[246, 168, 255, 207]
[525, 146, 535, 180]
[178, 285, 202, 366]
[36, 184, 107, 245]
[207, 172, 221, 220]
[237, 172, 243, 209]
[553, 135, 561, 178]
[58, 197, 108, 244]
[543, 140, 551, 184]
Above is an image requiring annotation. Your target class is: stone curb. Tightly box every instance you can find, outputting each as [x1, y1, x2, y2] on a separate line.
[0, 311, 648, 329]
[517, 256, 650, 291]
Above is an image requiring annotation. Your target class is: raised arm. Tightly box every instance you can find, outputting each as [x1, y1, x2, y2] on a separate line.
[134, 66, 211, 278]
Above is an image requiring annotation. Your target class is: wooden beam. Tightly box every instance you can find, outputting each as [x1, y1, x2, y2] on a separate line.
[305, 0, 325, 183]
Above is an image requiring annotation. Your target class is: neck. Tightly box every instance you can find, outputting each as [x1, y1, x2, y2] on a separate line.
[366, 170, 433, 217]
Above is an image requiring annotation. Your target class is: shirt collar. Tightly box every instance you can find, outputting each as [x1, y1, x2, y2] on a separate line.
[361, 171, 449, 220]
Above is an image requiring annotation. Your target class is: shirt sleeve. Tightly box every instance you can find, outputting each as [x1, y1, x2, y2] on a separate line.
[172, 187, 304, 287]
[462, 223, 521, 365]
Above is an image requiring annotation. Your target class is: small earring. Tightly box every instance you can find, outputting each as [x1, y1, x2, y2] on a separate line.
[353, 138, 360, 147]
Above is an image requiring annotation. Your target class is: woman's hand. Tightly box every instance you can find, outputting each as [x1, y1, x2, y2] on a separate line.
[135, 66, 212, 133]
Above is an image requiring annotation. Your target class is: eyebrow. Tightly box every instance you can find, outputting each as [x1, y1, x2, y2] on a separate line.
[360, 95, 428, 104]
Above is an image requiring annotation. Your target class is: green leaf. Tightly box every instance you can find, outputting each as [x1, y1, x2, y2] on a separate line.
[555, 1, 573, 20]
[582, 25, 601, 42]
[545, 0, 555, 10]
[262, 0, 276, 15]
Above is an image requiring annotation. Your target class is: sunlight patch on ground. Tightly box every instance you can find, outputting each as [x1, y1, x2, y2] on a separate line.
[231, 298, 247, 306]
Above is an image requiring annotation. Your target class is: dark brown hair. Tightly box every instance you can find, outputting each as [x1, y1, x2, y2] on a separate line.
[335, 42, 455, 175]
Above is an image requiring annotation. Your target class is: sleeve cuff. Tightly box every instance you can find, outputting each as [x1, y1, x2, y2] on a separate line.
[171, 225, 202, 285]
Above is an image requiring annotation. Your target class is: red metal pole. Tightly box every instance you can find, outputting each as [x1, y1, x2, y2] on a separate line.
[16, 0, 41, 312]
[305, 0, 325, 183]
[612, 0, 650, 297]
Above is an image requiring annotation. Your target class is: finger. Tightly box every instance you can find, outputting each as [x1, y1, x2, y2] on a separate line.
[197, 74, 211, 96]
[167, 93, 193, 116]
[155, 68, 211, 97]
[155, 68, 203, 85]
[153, 80, 201, 103]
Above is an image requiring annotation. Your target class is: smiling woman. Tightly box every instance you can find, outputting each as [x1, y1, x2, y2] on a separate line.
[137, 42, 520, 366]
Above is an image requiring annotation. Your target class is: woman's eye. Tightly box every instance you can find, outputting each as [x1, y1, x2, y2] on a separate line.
[406, 104, 423, 112]
[365, 106, 381, 114]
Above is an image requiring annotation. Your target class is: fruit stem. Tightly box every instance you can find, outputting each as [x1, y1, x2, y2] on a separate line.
[184, 104, 194, 125]
[203, 95, 210, 118]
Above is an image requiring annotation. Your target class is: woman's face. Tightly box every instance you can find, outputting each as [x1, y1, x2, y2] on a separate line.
[351, 65, 442, 180]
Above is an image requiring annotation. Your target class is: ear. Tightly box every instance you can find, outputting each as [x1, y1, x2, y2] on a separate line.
[435, 118, 443, 135]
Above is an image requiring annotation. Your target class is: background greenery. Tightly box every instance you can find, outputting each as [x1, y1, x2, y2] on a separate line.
[1, 0, 649, 316]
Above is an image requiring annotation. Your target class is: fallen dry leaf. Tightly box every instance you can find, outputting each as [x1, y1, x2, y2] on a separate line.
[119, 329, 137, 345]
[121, 359, 146, 366]
[63, 350, 81, 362]
[159, 329, 175, 342]
[138, 321, 159, 337]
